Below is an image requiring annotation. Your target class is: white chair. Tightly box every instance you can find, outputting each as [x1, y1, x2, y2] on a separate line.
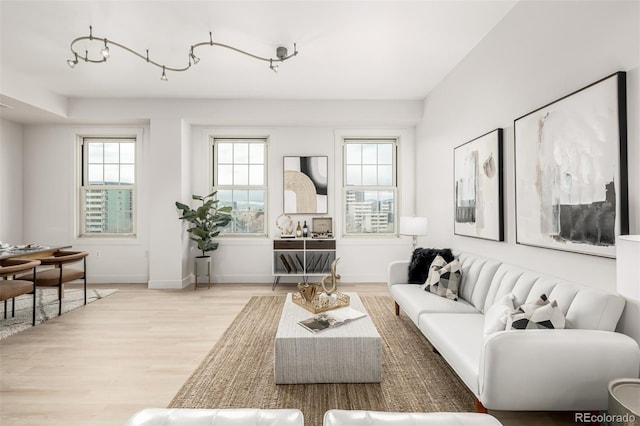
[124, 408, 304, 426]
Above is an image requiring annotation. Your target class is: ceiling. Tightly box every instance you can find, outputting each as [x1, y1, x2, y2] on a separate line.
[0, 1, 517, 122]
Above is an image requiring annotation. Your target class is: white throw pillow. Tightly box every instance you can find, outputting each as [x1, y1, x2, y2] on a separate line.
[483, 293, 516, 335]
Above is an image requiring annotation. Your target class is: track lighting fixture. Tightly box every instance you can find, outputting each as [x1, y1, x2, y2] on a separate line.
[67, 26, 298, 79]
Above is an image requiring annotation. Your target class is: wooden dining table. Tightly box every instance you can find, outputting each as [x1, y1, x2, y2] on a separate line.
[0, 245, 71, 261]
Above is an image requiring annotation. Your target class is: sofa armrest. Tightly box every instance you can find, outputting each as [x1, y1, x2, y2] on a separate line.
[388, 260, 410, 289]
[479, 329, 640, 411]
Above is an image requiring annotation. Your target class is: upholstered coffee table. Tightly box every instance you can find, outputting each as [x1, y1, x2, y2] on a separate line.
[274, 292, 381, 384]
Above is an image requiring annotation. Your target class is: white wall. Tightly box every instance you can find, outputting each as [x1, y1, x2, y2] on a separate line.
[0, 119, 24, 243]
[21, 125, 150, 283]
[17, 99, 422, 286]
[189, 126, 415, 283]
[416, 1, 639, 339]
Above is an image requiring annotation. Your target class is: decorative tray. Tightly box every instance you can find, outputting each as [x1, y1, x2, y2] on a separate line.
[292, 291, 350, 314]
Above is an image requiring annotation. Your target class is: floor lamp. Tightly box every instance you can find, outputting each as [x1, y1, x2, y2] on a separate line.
[399, 217, 428, 251]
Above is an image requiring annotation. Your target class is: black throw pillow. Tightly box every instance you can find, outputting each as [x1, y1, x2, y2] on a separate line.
[407, 248, 454, 284]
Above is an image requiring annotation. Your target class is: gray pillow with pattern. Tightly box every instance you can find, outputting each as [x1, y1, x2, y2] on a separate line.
[422, 255, 461, 301]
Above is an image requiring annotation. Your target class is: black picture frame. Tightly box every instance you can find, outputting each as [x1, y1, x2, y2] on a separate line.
[514, 71, 628, 258]
[453, 128, 504, 241]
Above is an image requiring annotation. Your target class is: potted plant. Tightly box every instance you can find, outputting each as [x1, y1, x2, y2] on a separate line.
[175, 191, 232, 286]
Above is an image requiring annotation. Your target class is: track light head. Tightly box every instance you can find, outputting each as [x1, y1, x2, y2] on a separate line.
[101, 40, 110, 58]
[67, 53, 79, 68]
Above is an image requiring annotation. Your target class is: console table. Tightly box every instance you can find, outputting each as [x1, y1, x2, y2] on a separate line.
[272, 238, 336, 290]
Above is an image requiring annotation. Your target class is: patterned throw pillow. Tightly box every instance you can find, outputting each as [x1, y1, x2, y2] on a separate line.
[506, 293, 566, 330]
[422, 255, 461, 301]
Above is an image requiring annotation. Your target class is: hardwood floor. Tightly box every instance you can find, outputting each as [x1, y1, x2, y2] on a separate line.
[0, 282, 578, 425]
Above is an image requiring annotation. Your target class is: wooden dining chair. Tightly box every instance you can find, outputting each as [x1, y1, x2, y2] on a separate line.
[1, 259, 41, 326]
[19, 250, 88, 316]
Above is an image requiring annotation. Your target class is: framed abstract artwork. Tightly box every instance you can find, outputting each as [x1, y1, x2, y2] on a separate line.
[514, 71, 628, 258]
[284, 156, 328, 214]
[454, 128, 504, 241]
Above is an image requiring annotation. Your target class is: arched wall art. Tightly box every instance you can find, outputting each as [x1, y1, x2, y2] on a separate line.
[284, 156, 328, 214]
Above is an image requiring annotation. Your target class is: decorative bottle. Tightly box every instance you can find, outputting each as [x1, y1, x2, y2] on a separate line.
[302, 221, 309, 238]
[295, 221, 302, 238]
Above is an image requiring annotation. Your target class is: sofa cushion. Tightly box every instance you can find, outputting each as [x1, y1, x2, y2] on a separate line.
[506, 294, 566, 330]
[483, 293, 516, 334]
[419, 313, 485, 395]
[390, 284, 478, 325]
[423, 256, 462, 301]
[455, 253, 502, 312]
[407, 248, 454, 284]
[481, 262, 625, 332]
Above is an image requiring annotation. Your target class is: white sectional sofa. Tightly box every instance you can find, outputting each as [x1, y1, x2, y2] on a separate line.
[388, 251, 640, 412]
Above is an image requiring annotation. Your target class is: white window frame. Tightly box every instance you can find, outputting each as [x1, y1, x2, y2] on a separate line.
[342, 138, 398, 236]
[211, 137, 268, 236]
[78, 136, 137, 238]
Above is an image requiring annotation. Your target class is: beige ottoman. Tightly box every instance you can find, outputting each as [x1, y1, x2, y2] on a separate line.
[323, 410, 503, 426]
[124, 408, 304, 426]
[275, 292, 381, 384]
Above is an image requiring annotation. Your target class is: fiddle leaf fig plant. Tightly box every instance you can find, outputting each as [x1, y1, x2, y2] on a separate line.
[175, 191, 233, 257]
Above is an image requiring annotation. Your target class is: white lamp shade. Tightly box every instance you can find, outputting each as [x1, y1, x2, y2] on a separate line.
[399, 216, 428, 236]
[616, 235, 640, 301]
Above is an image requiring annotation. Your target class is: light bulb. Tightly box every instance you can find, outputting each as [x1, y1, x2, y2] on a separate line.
[160, 66, 168, 81]
[67, 53, 79, 68]
[101, 40, 110, 58]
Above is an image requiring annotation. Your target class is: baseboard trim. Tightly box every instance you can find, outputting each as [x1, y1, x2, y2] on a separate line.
[148, 279, 186, 289]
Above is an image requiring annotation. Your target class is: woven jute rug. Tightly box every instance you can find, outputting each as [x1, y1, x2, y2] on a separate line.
[169, 295, 474, 426]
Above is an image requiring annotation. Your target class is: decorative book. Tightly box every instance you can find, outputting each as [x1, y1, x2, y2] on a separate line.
[298, 307, 366, 333]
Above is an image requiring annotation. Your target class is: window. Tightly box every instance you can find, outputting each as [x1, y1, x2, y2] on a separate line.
[212, 137, 267, 235]
[80, 137, 136, 236]
[343, 139, 397, 235]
